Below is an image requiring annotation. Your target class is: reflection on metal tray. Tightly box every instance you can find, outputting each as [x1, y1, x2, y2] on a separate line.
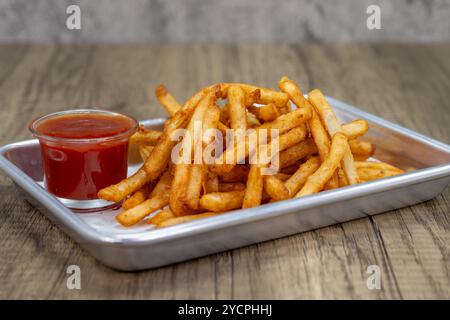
[1, 97, 449, 271]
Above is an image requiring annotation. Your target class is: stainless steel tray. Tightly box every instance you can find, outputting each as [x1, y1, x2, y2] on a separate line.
[1, 97, 449, 271]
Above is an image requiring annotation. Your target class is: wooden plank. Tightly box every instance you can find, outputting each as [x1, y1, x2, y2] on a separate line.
[0, 44, 448, 299]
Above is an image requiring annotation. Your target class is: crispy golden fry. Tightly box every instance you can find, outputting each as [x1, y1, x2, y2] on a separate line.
[185, 164, 205, 210]
[148, 208, 175, 225]
[155, 84, 182, 117]
[248, 103, 279, 122]
[157, 212, 223, 228]
[296, 133, 348, 197]
[355, 161, 403, 173]
[200, 190, 245, 212]
[130, 127, 162, 146]
[202, 104, 221, 145]
[279, 138, 318, 168]
[284, 156, 321, 196]
[308, 89, 359, 185]
[228, 85, 248, 130]
[150, 170, 172, 196]
[242, 165, 263, 208]
[122, 185, 151, 210]
[264, 175, 289, 201]
[218, 182, 246, 192]
[357, 166, 403, 182]
[116, 193, 169, 227]
[278, 76, 310, 109]
[349, 140, 375, 161]
[342, 120, 369, 140]
[257, 107, 312, 134]
[138, 145, 154, 161]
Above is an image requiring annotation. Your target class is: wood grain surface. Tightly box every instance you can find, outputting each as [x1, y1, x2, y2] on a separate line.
[0, 44, 448, 299]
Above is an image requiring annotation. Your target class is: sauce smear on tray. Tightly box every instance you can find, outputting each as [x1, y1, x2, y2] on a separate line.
[33, 112, 137, 200]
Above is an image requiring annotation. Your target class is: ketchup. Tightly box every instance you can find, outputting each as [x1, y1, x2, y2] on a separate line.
[32, 111, 137, 200]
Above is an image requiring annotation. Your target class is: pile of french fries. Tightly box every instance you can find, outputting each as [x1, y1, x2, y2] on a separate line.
[98, 77, 404, 228]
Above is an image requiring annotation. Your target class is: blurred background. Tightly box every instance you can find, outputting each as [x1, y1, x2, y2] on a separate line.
[1, 0, 449, 43]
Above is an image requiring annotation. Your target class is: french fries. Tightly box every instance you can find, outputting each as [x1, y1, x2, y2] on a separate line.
[242, 165, 263, 208]
[200, 191, 245, 212]
[130, 127, 162, 145]
[100, 79, 403, 228]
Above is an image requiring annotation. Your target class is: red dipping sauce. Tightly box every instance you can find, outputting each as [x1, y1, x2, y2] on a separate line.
[29, 110, 138, 200]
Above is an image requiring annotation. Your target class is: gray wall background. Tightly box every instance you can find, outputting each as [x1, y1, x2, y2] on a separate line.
[0, 0, 449, 43]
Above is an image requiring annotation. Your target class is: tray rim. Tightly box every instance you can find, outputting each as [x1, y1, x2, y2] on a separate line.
[1, 97, 449, 248]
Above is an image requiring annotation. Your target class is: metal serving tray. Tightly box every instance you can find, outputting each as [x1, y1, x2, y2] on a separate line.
[1, 97, 449, 271]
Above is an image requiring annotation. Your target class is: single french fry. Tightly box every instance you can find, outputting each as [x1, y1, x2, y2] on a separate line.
[155, 84, 182, 117]
[278, 76, 310, 109]
[355, 161, 403, 173]
[148, 207, 175, 225]
[150, 170, 172, 196]
[284, 156, 321, 196]
[279, 138, 318, 168]
[185, 164, 205, 210]
[248, 103, 279, 122]
[342, 120, 369, 140]
[122, 185, 151, 210]
[228, 85, 248, 130]
[202, 104, 221, 145]
[157, 212, 223, 228]
[349, 140, 375, 161]
[308, 89, 359, 185]
[130, 127, 162, 146]
[116, 193, 169, 227]
[296, 133, 348, 197]
[242, 165, 263, 208]
[200, 190, 245, 212]
[218, 182, 246, 192]
[257, 107, 312, 134]
[357, 167, 403, 182]
[138, 145, 154, 161]
[264, 175, 290, 201]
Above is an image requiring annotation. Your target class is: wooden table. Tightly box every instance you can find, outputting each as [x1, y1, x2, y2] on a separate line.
[0, 44, 448, 299]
